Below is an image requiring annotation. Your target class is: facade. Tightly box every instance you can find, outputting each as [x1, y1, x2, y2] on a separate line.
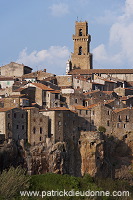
[23, 107, 49, 145]
[69, 68, 133, 82]
[40, 107, 80, 144]
[0, 77, 15, 89]
[0, 107, 27, 142]
[70, 21, 93, 71]
[3, 95, 29, 108]
[0, 62, 32, 77]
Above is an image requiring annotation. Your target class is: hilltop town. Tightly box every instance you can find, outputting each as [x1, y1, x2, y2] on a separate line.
[0, 21, 133, 180]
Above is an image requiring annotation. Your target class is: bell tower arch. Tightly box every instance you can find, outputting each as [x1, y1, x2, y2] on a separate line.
[71, 21, 93, 70]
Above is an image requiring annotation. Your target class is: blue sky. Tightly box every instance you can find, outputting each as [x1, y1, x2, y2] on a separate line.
[1, 0, 133, 75]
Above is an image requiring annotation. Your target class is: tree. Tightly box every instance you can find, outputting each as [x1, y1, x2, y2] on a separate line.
[98, 126, 106, 133]
[0, 167, 30, 199]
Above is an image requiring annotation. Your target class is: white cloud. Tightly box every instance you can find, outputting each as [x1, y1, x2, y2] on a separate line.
[49, 3, 69, 17]
[95, 10, 118, 25]
[16, 46, 70, 74]
[93, 0, 133, 68]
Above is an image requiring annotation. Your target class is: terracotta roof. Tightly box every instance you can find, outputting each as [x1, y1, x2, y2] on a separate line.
[14, 87, 25, 92]
[22, 107, 36, 110]
[83, 90, 100, 95]
[120, 96, 128, 101]
[49, 90, 60, 93]
[43, 76, 56, 81]
[30, 83, 54, 90]
[92, 82, 104, 85]
[113, 108, 129, 113]
[87, 103, 99, 109]
[69, 68, 133, 75]
[102, 91, 113, 94]
[0, 107, 15, 112]
[0, 77, 14, 81]
[104, 99, 115, 104]
[74, 76, 88, 81]
[72, 105, 88, 110]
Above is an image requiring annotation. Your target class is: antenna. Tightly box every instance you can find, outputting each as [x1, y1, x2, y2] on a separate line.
[77, 16, 78, 21]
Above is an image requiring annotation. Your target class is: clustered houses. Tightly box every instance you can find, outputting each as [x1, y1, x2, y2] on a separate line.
[1, 21, 133, 146]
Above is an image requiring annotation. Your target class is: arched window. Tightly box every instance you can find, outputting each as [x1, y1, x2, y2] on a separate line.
[79, 46, 82, 55]
[79, 29, 82, 36]
[33, 127, 36, 134]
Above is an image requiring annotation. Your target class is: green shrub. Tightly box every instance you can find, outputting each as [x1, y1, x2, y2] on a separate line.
[0, 166, 30, 200]
[98, 126, 106, 133]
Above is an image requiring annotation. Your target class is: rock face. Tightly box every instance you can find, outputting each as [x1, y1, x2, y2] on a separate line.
[0, 131, 133, 183]
[79, 131, 104, 177]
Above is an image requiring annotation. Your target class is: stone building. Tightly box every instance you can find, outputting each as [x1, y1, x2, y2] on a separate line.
[69, 21, 93, 71]
[114, 87, 133, 97]
[61, 89, 84, 109]
[112, 108, 133, 138]
[40, 107, 80, 144]
[23, 107, 49, 145]
[0, 62, 32, 77]
[71, 105, 91, 131]
[0, 107, 27, 142]
[3, 94, 29, 108]
[83, 90, 115, 106]
[0, 77, 15, 89]
[56, 75, 73, 88]
[69, 68, 133, 82]
[24, 83, 54, 108]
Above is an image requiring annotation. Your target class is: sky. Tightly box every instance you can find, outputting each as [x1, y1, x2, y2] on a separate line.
[1, 0, 133, 75]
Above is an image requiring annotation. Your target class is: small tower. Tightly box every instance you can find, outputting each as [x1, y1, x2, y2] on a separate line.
[71, 21, 93, 70]
[66, 60, 72, 74]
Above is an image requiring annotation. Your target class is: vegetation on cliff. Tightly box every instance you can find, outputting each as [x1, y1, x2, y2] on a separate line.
[0, 167, 132, 200]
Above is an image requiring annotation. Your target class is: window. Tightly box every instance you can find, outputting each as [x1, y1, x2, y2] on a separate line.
[79, 46, 82, 55]
[79, 29, 82, 36]
[77, 80, 79, 83]
[33, 127, 36, 134]
[124, 124, 126, 128]
[16, 125, 19, 129]
[107, 120, 110, 126]
[40, 137, 42, 141]
[8, 123, 10, 130]
[40, 127, 42, 134]
[14, 113, 16, 118]
[22, 114, 24, 118]
[91, 120, 94, 125]
[79, 110, 82, 115]
[86, 110, 88, 115]
[40, 118, 42, 122]
[118, 115, 121, 122]
[8, 113, 10, 118]
[108, 110, 110, 115]
[68, 77, 70, 82]
[126, 115, 129, 122]
[75, 98, 78, 104]
[92, 110, 95, 115]
[58, 121, 61, 126]
[33, 118, 36, 122]
[55, 94, 58, 99]
[22, 125, 24, 130]
[117, 123, 120, 128]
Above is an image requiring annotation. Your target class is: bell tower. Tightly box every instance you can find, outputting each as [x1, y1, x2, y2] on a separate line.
[71, 21, 93, 70]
